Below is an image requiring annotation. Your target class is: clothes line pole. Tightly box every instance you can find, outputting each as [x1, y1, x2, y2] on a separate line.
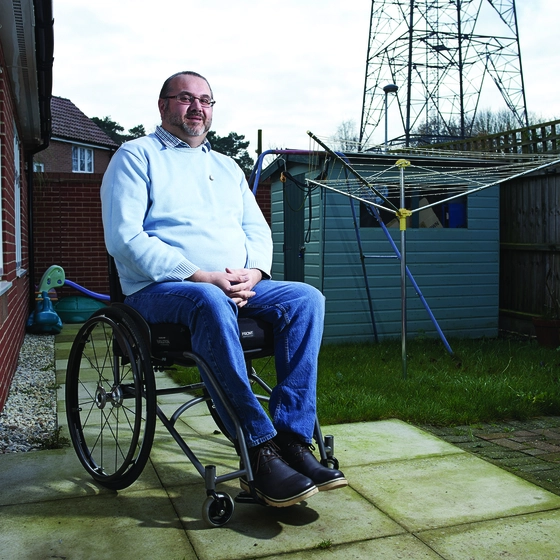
[396, 159, 411, 380]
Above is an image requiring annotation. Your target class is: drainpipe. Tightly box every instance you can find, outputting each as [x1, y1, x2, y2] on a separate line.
[28, 0, 54, 308]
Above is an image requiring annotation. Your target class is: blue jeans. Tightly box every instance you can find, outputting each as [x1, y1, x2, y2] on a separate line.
[124, 279, 325, 447]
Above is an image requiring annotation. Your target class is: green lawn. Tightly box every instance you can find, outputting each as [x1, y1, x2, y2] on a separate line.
[167, 336, 560, 428]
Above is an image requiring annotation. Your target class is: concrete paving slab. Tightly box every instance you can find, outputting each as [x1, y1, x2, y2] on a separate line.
[56, 359, 70, 379]
[149, 421, 240, 488]
[346, 452, 560, 532]
[0, 446, 164, 506]
[54, 340, 74, 358]
[12, 323, 560, 559]
[322, 419, 465, 466]
[272, 534, 445, 559]
[155, 395, 213, 421]
[171, 481, 405, 560]
[418, 509, 560, 559]
[0, 487, 196, 560]
[153, 370, 192, 391]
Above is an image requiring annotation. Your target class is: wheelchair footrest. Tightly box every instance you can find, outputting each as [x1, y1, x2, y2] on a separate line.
[234, 491, 263, 505]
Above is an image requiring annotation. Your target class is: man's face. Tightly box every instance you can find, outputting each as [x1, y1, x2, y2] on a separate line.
[158, 74, 213, 147]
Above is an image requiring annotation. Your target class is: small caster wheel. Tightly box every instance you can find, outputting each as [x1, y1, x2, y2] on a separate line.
[328, 456, 340, 470]
[321, 456, 340, 470]
[202, 493, 235, 527]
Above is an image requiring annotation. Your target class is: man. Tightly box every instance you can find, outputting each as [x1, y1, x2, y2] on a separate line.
[101, 71, 346, 507]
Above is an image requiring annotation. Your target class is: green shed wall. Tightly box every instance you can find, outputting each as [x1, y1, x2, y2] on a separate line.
[270, 160, 499, 344]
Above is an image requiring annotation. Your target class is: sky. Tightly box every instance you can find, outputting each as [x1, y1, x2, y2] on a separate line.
[52, 0, 560, 154]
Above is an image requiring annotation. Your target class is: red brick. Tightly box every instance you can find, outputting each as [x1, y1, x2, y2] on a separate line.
[531, 441, 560, 453]
[492, 438, 530, 451]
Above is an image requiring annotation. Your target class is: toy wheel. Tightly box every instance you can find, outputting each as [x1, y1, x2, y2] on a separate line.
[65, 306, 156, 490]
[202, 493, 235, 527]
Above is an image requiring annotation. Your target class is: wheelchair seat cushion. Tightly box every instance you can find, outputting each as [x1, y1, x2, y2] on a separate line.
[149, 317, 274, 356]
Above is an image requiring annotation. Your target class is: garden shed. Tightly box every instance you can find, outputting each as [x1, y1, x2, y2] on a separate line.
[261, 151, 500, 344]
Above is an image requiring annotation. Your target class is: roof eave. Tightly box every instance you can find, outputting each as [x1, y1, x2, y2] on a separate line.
[0, 0, 53, 152]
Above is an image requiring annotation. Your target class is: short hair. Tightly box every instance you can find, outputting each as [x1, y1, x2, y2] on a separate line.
[159, 71, 213, 99]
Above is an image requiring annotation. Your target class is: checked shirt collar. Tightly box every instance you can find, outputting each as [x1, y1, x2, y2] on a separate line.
[155, 125, 211, 152]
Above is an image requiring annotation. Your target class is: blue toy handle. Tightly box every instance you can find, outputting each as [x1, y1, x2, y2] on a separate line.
[64, 279, 110, 302]
[36, 264, 111, 302]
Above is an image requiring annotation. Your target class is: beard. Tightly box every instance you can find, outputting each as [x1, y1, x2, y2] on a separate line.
[164, 107, 211, 138]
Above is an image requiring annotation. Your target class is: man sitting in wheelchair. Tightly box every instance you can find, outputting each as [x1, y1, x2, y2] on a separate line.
[100, 70, 347, 507]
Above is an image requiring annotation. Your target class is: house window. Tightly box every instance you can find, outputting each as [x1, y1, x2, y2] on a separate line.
[33, 162, 45, 172]
[72, 145, 94, 173]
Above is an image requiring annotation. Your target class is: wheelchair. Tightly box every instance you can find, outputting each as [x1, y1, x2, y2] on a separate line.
[65, 257, 339, 527]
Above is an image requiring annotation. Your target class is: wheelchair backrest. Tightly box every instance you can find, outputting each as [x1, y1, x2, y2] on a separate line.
[108, 254, 126, 304]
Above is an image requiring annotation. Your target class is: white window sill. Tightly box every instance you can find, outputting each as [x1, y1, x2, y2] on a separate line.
[0, 281, 13, 296]
[16, 267, 27, 279]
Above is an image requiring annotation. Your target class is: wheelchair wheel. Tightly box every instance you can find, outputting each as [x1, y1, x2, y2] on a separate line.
[202, 493, 235, 527]
[65, 306, 156, 490]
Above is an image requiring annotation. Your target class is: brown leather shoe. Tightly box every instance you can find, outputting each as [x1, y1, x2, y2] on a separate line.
[274, 432, 348, 491]
[240, 440, 318, 507]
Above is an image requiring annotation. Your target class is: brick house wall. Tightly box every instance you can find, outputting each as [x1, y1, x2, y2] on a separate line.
[255, 178, 271, 225]
[31, 97, 119, 300]
[0, 55, 31, 410]
[34, 141, 114, 175]
[33, 173, 109, 299]
[32, 169, 271, 303]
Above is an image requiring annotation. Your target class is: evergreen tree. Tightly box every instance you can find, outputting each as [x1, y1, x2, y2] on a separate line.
[207, 131, 254, 175]
[91, 116, 146, 145]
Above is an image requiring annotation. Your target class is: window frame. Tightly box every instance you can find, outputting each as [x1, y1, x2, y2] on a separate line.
[72, 145, 94, 173]
[14, 124, 23, 273]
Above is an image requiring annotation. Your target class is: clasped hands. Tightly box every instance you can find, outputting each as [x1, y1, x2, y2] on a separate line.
[189, 267, 262, 308]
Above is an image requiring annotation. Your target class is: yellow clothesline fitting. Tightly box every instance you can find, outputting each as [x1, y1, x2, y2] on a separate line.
[396, 208, 412, 231]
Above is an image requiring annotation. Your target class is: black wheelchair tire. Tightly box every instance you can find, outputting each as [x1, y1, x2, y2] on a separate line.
[65, 306, 156, 490]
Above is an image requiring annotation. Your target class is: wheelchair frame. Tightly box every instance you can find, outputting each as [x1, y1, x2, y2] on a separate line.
[64, 261, 338, 527]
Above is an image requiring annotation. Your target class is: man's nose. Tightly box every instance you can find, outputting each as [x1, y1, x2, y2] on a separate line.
[189, 97, 204, 110]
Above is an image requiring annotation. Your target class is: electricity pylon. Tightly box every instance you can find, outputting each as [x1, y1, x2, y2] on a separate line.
[359, 0, 528, 147]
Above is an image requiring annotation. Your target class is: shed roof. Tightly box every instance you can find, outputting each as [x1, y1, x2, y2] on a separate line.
[51, 96, 119, 149]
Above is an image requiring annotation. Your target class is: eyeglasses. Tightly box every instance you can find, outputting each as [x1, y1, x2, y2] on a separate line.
[162, 92, 216, 108]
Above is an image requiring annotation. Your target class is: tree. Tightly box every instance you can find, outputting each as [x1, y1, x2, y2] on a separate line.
[207, 130, 254, 175]
[127, 124, 147, 139]
[470, 109, 541, 137]
[332, 120, 360, 152]
[91, 116, 146, 145]
[412, 109, 542, 145]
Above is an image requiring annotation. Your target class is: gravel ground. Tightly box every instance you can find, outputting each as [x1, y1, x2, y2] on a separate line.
[0, 333, 57, 453]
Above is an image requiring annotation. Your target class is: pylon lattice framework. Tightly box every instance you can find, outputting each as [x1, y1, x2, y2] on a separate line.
[359, 0, 528, 147]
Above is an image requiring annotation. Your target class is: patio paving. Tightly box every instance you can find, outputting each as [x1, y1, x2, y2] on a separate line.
[1, 324, 560, 559]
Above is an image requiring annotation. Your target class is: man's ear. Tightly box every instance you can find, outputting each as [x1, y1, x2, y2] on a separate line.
[157, 98, 166, 119]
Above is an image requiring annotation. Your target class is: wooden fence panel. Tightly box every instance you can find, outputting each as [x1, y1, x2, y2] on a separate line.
[500, 169, 560, 326]
[433, 119, 560, 155]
